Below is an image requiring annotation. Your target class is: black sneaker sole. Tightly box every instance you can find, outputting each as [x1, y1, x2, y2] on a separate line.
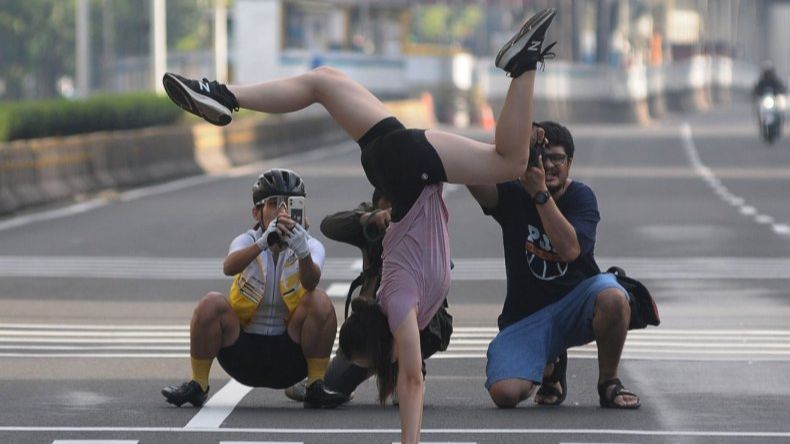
[161, 389, 207, 407]
[495, 8, 556, 70]
[162, 73, 232, 126]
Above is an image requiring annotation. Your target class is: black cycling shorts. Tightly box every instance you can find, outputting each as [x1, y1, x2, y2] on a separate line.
[358, 117, 448, 222]
[217, 330, 307, 389]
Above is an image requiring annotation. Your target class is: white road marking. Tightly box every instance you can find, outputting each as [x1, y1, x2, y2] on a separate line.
[5, 326, 790, 361]
[220, 441, 303, 444]
[184, 379, 253, 429]
[774, 224, 790, 235]
[4, 426, 790, 438]
[52, 441, 138, 444]
[0, 142, 356, 234]
[1, 256, 790, 280]
[681, 123, 789, 237]
[326, 282, 351, 298]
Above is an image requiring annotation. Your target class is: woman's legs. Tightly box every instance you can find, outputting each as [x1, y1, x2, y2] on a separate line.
[231, 66, 536, 186]
[426, 71, 536, 184]
[229, 66, 392, 142]
[164, 9, 554, 187]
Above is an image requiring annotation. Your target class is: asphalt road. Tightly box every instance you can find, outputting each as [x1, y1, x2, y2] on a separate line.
[1, 103, 789, 444]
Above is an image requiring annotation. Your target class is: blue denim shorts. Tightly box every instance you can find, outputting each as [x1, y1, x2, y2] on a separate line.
[485, 273, 627, 389]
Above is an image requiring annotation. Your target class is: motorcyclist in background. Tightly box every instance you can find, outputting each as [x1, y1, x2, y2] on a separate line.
[753, 62, 787, 143]
[753, 62, 787, 98]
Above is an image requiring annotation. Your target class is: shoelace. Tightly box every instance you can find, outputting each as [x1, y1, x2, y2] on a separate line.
[536, 41, 557, 71]
[202, 78, 240, 111]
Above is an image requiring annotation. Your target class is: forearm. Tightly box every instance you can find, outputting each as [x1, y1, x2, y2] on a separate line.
[223, 245, 260, 276]
[320, 211, 366, 248]
[397, 364, 424, 444]
[393, 310, 424, 444]
[298, 255, 321, 290]
[536, 200, 580, 262]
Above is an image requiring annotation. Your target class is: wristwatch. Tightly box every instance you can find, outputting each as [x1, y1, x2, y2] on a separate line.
[533, 190, 551, 205]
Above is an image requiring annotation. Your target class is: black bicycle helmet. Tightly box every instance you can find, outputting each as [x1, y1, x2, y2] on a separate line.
[252, 168, 306, 206]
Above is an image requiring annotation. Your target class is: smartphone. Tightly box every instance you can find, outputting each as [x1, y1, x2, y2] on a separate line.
[288, 196, 305, 226]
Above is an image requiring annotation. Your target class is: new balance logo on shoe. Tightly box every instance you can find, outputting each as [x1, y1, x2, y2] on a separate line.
[199, 80, 211, 93]
[528, 40, 542, 51]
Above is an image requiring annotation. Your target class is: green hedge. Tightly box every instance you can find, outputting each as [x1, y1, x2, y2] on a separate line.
[0, 93, 184, 142]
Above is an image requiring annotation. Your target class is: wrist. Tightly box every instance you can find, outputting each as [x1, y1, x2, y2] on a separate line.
[254, 236, 268, 251]
[533, 189, 551, 205]
[361, 210, 380, 226]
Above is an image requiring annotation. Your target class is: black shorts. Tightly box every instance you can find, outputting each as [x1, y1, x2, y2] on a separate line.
[216, 330, 307, 389]
[358, 117, 447, 221]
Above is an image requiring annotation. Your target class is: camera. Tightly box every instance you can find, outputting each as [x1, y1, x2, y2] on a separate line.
[265, 196, 306, 247]
[529, 139, 545, 168]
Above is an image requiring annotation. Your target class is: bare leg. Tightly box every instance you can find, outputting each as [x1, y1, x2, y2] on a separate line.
[231, 66, 535, 185]
[190, 292, 240, 359]
[287, 288, 337, 358]
[426, 71, 535, 184]
[488, 379, 536, 408]
[229, 67, 392, 142]
[593, 288, 639, 407]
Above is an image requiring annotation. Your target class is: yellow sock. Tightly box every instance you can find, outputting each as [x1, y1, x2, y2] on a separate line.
[191, 357, 213, 391]
[306, 357, 330, 385]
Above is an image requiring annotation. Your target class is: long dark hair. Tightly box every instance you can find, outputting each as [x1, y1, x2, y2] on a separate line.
[338, 298, 395, 405]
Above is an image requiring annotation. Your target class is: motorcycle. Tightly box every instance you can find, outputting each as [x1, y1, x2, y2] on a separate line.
[758, 93, 785, 144]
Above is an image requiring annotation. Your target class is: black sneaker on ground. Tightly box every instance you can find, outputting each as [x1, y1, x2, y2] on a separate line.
[162, 73, 239, 126]
[161, 380, 209, 407]
[495, 8, 557, 77]
[303, 379, 350, 409]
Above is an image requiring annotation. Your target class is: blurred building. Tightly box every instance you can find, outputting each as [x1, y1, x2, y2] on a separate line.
[3, 0, 788, 106]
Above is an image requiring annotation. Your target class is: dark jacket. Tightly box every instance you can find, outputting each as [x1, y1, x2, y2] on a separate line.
[754, 72, 787, 96]
[320, 202, 385, 305]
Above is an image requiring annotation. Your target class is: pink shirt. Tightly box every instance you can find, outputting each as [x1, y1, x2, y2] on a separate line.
[377, 184, 451, 332]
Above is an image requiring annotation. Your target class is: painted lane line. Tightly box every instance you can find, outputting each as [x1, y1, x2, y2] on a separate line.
[52, 441, 138, 444]
[3, 256, 790, 280]
[774, 224, 790, 235]
[326, 282, 351, 298]
[0, 142, 357, 234]
[681, 123, 788, 237]
[220, 442, 303, 444]
[184, 379, 253, 429]
[4, 426, 790, 438]
[395, 442, 475, 444]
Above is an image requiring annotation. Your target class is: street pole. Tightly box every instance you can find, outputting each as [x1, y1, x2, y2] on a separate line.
[214, 0, 228, 83]
[151, 0, 167, 94]
[76, 0, 90, 98]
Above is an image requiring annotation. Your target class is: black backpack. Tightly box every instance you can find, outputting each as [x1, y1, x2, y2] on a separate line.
[607, 266, 661, 330]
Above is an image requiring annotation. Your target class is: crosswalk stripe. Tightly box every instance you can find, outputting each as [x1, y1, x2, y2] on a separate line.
[3, 326, 790, 360]
[185, 380, 252, 430]
[0, 256, 789, 280]
[52, 441, 138, 444]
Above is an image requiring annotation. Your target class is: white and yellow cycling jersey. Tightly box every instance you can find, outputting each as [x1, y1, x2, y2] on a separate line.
[227, 228, 325, 336]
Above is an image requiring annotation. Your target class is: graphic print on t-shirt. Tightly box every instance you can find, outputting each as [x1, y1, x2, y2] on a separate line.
[525, 224, 568, 281]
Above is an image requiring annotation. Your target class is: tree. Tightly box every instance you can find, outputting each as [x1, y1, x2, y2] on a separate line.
[0, 0, 75, 99]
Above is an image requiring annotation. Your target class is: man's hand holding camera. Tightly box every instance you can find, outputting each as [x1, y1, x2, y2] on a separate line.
[523, 125, 549, 196]
[361, 208, 391, 242]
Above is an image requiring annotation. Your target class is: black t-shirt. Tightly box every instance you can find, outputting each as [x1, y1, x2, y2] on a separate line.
[484, 180, 601, 329]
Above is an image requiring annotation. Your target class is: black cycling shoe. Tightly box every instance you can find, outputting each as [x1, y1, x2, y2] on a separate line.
[496, 8, 557, 77]
[161, 380, 209, 407]
[303, 379, 350, 409]
[162, 73, 239, 126]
